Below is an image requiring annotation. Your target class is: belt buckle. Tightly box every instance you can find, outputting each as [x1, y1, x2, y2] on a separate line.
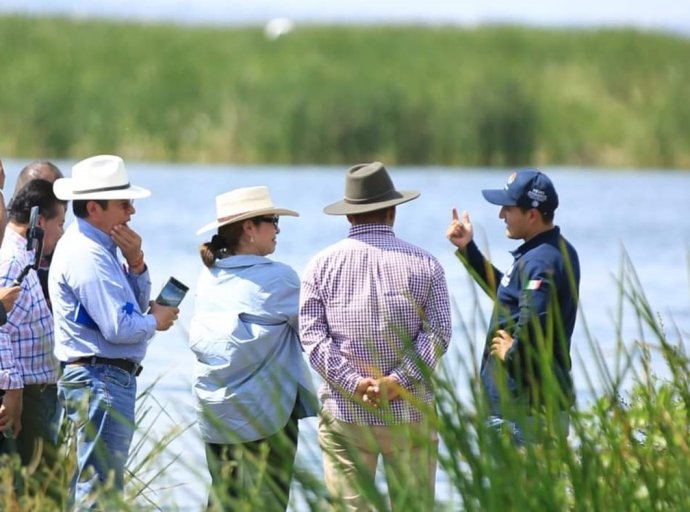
[133, 363, 142, 377]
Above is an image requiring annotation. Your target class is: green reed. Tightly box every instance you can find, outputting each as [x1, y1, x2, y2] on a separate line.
[428, 248, 690, 512]
[1, 248, 688, 510]
[2, 16, 690, 168]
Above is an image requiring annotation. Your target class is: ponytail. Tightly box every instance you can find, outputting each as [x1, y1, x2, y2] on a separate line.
[199, 234, 228, 268]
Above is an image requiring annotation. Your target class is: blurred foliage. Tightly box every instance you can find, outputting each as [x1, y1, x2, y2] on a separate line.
[1, 16, 690, 167]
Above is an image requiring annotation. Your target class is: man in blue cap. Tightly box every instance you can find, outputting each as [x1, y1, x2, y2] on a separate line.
[446, 168, 580, 444]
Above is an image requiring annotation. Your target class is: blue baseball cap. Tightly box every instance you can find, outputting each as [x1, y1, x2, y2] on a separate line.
[481, 168, 558, 214]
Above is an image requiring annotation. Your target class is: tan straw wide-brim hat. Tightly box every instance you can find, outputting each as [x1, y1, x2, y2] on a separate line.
[323, 162, 420, 215]
[196, 186, 299, 235]
[53, 155, 151, 200]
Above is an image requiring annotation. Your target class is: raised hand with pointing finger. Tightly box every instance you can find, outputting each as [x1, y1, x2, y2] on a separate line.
[450, 168, 581, 446]
[446, 207, 474, 249]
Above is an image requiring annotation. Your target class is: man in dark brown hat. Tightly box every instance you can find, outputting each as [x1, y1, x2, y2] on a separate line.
[299, 162, 452, 511]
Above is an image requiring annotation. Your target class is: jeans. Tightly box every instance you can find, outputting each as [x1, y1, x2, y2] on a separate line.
[0, 383, 62, 465]
[487, 411, 570, 446]
[0, 383, 63, 504]
[58, 363, 137, 510]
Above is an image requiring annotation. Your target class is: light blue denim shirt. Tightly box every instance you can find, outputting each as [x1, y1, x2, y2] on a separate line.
[189, 254, 318, 444]
[49, 218, 157, 363]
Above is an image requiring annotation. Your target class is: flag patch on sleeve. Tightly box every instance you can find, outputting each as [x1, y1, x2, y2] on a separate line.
[525, 279, 543, 290]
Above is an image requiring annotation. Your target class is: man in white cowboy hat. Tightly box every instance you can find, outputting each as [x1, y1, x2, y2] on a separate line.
[49, 154, 178, 509]
[299, 162, 452, 511]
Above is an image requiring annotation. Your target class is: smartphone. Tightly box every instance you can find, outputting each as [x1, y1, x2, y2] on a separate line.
[153, 277, 189, 308]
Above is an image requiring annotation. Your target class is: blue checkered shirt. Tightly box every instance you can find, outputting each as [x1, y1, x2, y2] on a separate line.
[0, 228, 59, 389]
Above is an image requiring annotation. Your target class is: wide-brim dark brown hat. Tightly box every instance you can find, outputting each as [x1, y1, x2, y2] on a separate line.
[324, 162, 420, 215]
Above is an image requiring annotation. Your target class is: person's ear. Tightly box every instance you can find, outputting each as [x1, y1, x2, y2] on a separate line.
[242, 219, 256, 235]
[86, 200, 103, 218]
[387, 206, 396, 224]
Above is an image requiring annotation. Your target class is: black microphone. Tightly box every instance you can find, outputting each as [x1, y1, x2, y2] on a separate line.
[26, 206, 39, 251]
[12, 206, 45, 286]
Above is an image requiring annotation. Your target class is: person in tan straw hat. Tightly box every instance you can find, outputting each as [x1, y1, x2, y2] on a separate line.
[189, 186, 317, 511]
[48, 155, 178, 509]
[299, 162, 452, 511]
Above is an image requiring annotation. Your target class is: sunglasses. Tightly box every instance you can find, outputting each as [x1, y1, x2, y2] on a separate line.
[257, 215, 279, 228]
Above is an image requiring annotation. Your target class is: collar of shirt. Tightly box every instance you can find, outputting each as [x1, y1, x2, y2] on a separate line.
[1, 228, 34, 265]
[76, 217, 117, 255]
[347, 223, 395, 239]
[215, 254, 274, 269]
[511, 225, 561, 259]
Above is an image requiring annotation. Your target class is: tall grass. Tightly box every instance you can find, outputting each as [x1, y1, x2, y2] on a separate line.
[428, 249, 690, 511]
[1, 251, 687, 510]
[1, 16, 690, 168]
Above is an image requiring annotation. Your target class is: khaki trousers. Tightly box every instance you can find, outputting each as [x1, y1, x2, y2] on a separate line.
[318, 413, 438, 512]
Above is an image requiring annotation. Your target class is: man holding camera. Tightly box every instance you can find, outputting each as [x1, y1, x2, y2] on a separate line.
[0, 179, 66, 471]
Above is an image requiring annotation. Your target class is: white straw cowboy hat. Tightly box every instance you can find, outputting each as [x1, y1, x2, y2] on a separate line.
[324, 161, 420, 215]
[53, 155, 151, 200]
[196, 186, 299, 235]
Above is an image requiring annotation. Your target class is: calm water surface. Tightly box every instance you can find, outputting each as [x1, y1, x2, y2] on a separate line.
[4, 160, 689, 510]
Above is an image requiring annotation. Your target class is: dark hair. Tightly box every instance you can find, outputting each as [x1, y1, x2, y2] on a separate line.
[73, 199, 108, 218]
[199, 217, 264, 268]
[8, 179, 67, 224]
[348, 206, 393, 225]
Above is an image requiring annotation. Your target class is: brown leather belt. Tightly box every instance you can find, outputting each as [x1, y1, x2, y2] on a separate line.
[70, 356, 142, 376]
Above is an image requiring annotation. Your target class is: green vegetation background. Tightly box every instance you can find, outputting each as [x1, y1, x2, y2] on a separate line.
[2, 15, 690, 168]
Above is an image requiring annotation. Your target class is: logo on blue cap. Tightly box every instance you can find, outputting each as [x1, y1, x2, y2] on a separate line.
[482, 168, 558, 213]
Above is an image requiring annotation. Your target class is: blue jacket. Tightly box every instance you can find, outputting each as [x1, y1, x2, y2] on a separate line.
[458, 227, 580, 411]
[189, 255, 318, 444]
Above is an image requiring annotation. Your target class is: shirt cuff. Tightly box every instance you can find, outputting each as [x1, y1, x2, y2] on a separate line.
[390, 369, 412, 390]
[145, 313, 157, 337]
[0, 370, 23, 390]
[342, 372, 363, 398]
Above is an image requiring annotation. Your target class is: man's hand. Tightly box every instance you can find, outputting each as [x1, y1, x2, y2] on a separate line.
[0, 389, 23, 437]
[363, 375, 402, 408]
[148, 302, 179, 331]
[446, 208, 474, 250]
[490, 329, 514, 361]
[0, 286, 21, 313]
[354, 377, 378, 403]
[111, 224, 144, 271]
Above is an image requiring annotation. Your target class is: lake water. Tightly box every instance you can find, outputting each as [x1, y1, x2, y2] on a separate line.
[3, 160, 689, 510]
